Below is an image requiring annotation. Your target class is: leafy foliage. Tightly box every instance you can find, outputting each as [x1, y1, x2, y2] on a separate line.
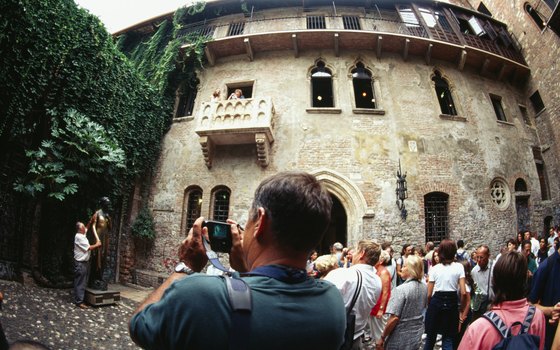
[131, 205, 156, 240]
[0, 0, 173, 201]
[14, 109, 125, 200]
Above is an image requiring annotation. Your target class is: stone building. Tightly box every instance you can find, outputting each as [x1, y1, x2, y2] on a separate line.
[118, 0, 560, 286]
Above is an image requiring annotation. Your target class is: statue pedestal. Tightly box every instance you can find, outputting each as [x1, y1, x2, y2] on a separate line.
[85, 288, 120, 306]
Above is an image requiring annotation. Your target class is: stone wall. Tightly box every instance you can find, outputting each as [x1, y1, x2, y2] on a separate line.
[467, 0, 560, 227]
[121, 2, 559, 285]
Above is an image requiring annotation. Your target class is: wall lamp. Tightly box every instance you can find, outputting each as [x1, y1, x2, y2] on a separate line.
[396, 159, 408, 220]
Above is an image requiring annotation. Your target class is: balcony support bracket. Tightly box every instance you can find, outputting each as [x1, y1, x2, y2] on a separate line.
[292, 34, 299, 58]
[403, 38, 410, 61]
[199, 136, 215, 169]
[425, 43, 433, 65]
[458, 50, 467, 71]
[376, 35, 383, 59]
[204, 46, 215, 66]
[244, 38, 254, 61]
[255, 133, 272, 167]
[334, 33, 340, 57]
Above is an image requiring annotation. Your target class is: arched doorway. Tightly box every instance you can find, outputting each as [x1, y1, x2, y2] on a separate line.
[318, 195, 347, 254]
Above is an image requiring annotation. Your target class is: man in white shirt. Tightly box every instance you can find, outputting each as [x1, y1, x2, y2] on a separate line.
[325, 240, 382, 349]
[525, 231, 540, 257]
[74, 221, 101, 309]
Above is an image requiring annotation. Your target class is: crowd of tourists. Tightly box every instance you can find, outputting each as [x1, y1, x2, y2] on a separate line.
[306, 228, 560, 350]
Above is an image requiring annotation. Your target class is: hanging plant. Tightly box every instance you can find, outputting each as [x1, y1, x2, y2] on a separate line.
[131, 205, 156, 240]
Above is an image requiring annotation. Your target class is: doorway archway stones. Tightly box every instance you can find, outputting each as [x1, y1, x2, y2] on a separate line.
[310, 168, 374, 246]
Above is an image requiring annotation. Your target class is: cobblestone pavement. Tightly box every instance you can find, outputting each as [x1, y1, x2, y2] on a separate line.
[0, 280, 149, 350]
[0, 279, 433, 350]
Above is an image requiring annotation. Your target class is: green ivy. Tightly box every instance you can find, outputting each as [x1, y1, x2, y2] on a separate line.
[0, 0, 173, 201]
[13, 109, 125, 200]
[131, 205, 156, 240]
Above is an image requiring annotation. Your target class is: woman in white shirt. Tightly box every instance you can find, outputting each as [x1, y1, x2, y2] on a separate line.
[423, 239, 467, 350]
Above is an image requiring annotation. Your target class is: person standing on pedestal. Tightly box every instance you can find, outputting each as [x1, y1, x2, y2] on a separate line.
[87, 197, 111, 290]
[74, 222, 101, 308]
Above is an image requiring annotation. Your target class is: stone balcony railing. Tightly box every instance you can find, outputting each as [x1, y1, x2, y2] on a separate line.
[195, 97, 275, 168]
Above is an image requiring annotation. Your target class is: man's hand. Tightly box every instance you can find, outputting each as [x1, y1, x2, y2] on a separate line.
[178, 217, 208, 272]
[550, 302, 560, 324]
[227, 219, 248, 272]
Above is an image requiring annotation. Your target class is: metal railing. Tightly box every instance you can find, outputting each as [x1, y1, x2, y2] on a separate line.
[177, 13, 525, 64]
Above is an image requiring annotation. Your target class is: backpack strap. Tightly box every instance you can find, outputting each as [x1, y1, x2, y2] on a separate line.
[224, 275, 252, 350]
[521, 305, 536, 334]
[482, 311, 509, 339]
[483, 305, 537, 340]
[347, 270, 362, 316]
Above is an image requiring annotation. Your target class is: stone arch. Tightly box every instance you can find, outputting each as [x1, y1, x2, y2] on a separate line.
[309, 168, 372, 244]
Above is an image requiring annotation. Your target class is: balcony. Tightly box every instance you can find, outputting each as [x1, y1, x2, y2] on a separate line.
[179, 12, 530, 83]
[195, 97, 275, 168]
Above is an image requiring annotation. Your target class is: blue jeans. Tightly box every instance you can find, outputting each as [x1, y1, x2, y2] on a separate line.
[424, 291, 458, 350]
[74, 260, 89, 304]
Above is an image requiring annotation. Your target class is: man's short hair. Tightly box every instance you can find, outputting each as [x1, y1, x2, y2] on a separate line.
[457, 239, 464, 248]
[425, 241, 434, 251]
[332, 242, 343, 251]
[250, 171, 332, 253]
[356, 240, 381, 266]
[76, 222, 84, 232]
[478, 244, 490, 256]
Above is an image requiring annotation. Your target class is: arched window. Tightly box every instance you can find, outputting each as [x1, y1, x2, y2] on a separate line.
[515, 178, 528, 192]
[424, 192, 449, 244]
[352, 62, 376, 109]
[432, 71, 457, 115]
[311, 61, 334, 107]
[185, 187, 203, 231]
[524, 3, 545, 30]
[212, 187, 231, 221]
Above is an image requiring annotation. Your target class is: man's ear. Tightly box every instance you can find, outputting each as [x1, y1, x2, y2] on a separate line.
[253, 207, 267, 239]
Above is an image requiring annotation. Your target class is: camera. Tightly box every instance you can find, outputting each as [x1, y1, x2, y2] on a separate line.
[202, 220, 232, 253]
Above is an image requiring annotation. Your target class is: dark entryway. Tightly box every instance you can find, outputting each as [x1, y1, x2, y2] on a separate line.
[318, 195, 347, 254]
[516, 196, 530, 233]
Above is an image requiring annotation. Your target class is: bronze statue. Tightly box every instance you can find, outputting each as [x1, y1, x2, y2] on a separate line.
[87, 197, 112, 290]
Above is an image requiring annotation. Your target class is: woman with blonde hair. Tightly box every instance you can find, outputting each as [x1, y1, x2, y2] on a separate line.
[376, 255, 427, 349]
[313, 254, 339, 279]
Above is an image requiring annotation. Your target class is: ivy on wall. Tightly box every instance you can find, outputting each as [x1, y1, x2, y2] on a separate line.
[0, 0, 172, 201]
[0, 0, 213, 281]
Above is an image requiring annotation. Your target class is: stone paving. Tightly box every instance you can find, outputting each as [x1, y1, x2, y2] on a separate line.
[0, 280, 152, 350]
[0, 279, 431, 350]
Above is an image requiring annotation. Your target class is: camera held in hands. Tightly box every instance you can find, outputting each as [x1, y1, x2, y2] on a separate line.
[202, 220, 232, 253]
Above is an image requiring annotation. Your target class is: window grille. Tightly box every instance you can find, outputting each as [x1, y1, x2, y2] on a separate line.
[424, 192, 448, 245]
[307, 15, 326, 29]
[212, 189, 230, 221]
[198, 25, 215, 38]
[186, 189, 202, 231]
[228, 22, 245, 36]
[343, 16, 361, 30]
